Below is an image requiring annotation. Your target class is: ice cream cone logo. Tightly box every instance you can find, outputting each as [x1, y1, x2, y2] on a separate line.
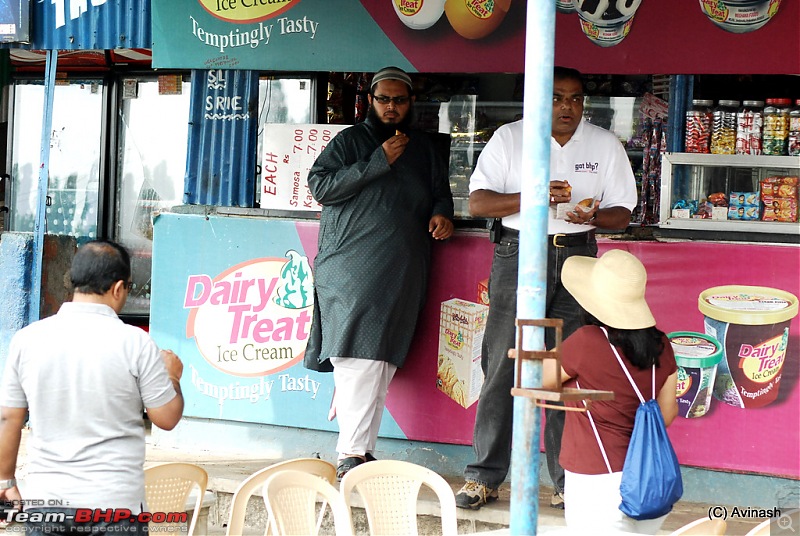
[274, 250, 314, 309]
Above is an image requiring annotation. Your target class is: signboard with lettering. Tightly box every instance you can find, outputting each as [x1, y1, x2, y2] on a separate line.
[260, 124, 347, 211]
[0, 0, 29, 43]
[148, 0, 796, 75]
[149, 212, 407, 436]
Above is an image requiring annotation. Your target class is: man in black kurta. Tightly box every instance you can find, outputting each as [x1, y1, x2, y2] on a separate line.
[304, 67, 454, 479]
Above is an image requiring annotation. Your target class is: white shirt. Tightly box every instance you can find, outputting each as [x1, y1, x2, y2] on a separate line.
[469, 119, 637, 234]
[0, 302, 177, 511]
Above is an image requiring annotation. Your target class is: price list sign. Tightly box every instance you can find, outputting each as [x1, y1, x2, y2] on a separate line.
[260, 124, 348, 211]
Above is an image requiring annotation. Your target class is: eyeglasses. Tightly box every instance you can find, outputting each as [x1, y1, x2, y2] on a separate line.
[553, 95, 584, 105]
[125, 280, 134, 291]
[372, 95, 410, 105]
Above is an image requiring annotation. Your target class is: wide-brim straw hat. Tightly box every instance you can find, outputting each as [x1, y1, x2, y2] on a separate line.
[561, 249, 656, 330]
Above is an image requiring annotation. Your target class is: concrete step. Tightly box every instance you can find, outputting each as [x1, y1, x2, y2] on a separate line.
[145, 453, 765, 535]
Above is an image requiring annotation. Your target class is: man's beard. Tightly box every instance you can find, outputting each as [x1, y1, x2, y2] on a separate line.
[368, 105, 415, 141]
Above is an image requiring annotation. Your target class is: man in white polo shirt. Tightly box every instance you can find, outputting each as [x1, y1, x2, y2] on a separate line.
[0, 240, 184, 534]
[456, 66, 637, 510]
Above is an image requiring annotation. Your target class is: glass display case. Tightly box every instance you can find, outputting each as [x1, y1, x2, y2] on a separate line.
[659, 153, 800, 236]
[414, 96, 523, 219]
[417, 96, 646, 220]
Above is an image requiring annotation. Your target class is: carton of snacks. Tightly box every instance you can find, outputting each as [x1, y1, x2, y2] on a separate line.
[760, 176, 799, 200]
[478, 278, 490, 306]
[437, 299, 488, 408]
[729, 192, 759, 206]
[728, 205, 759, 220]
[762, 196, 798, 222]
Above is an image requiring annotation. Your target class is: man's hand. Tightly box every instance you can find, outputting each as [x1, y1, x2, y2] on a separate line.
[0, 406, 26, 507]
[382, 132, 409, 165]
[565, 200, 599, 225]
[0, 484, 21, 503]
[160, 350, 183, 383]
[147, 350, 185, 431]
[549, 180, 572, 204]
[429, 214, 454, 240]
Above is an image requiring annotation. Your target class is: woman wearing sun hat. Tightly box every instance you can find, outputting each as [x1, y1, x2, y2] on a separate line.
[543, 249, 679, 534]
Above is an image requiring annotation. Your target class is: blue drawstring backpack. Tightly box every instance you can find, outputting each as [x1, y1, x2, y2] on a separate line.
[619, 397, 683, 520]
[584, 328, 683, 520]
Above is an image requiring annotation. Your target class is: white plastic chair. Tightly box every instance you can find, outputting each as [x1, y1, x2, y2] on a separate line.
[225, 457, 336, 536]
[339, 459, 457, 536]
[144, 462, 208, 536]
[263, 469, 353, 536]
[669, 517, 727, 535]
[744, 518, 772, 536]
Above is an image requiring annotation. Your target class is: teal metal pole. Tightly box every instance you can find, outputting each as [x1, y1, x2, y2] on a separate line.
[30, 50, 57, 324]
[510, 1, 555, 534]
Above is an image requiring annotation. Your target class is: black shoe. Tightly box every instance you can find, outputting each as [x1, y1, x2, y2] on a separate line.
[550, 491, 565, 510]
[365, 452, 377, 462]
[336, 456, 364, 481]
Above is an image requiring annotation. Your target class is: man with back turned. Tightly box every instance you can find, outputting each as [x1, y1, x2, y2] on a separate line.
[0, 239, 184, 534]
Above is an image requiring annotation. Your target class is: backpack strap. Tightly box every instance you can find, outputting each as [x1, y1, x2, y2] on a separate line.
[577, 379, 613, 474]
[599, 327, 655, 401]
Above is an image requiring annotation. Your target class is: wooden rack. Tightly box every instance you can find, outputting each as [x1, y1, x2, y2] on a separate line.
[509, 318, 614, 412]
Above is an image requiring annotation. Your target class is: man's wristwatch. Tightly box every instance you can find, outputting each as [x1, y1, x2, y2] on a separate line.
[0, 478, 16, 490]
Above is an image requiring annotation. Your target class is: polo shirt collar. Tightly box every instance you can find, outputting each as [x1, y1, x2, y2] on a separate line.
[59, 301, 119, 319]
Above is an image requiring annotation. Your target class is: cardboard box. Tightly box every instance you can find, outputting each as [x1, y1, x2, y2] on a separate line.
[437, 299, 488, 409]
[477, 278, 489, 306]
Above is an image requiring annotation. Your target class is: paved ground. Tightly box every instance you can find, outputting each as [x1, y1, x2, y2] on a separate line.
[4, 427, 772, 535]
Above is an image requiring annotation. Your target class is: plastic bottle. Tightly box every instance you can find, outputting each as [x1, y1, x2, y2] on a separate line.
[685, 99, 713, 153]
[736, 100, 764, 155]
[788, 99, 800, 157]
[710, 100, 739, 155]
[763, 98, 791, 156]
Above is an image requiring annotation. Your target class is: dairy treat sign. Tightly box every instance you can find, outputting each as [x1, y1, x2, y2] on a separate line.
[185, 254, 313, 376]
[150, 214, 342, 428]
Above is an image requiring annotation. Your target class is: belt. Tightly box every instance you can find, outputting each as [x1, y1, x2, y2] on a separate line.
[550, 229, 595, 248]
[499, 227, 595, 248]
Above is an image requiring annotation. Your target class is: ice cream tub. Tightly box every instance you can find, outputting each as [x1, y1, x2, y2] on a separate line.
[577, 15, 636, 47]
[668, 332, 723, 418]
[699, 285, 798, 409]
[698, 0, 782, 34]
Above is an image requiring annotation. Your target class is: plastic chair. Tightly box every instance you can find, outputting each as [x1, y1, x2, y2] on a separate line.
[263, 469, 353, 536]
[339, 459, 458, 536]
[144, 462, 208, 536]
[744, 518, 772, 536]
[225, 457, 336, 536]
[669, 517, 727, 535]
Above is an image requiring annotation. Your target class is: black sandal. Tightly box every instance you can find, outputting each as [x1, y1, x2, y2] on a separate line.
[365, 452, 377, 462]
[336, 456, 364, 480]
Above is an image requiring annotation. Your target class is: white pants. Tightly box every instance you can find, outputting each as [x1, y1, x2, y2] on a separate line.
[330, 357, 397, 458]
[564, 470, 667, 535]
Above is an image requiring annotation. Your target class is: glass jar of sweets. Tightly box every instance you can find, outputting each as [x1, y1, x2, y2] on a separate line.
[710, 100, 739, 155]
[763, 98, 792, 156]
[685, 99, 713, 153]
[788, 99, 800, 157]
[736, 100, 764, 155]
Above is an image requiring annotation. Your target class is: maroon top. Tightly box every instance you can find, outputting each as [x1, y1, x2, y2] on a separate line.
[559, 325, 677, 475]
